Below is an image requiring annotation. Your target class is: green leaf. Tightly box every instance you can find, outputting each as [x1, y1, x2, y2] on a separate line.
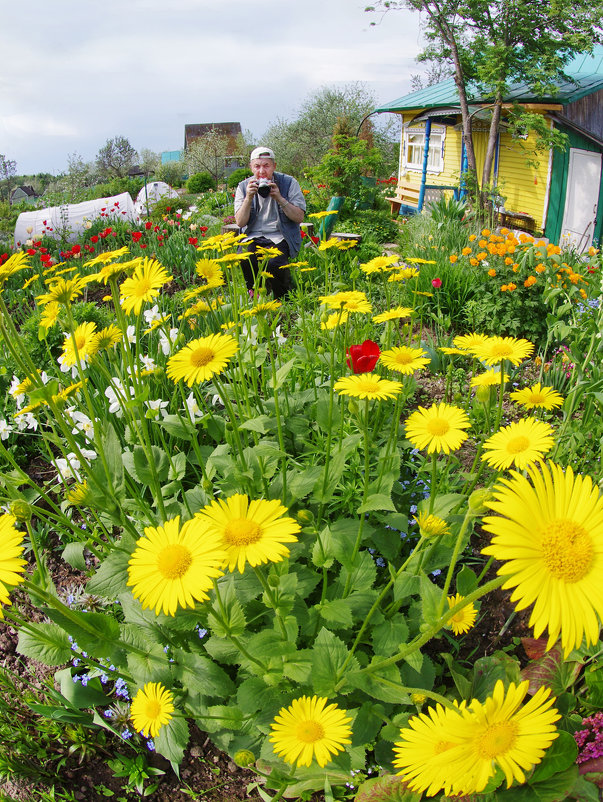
[124, 445, 170, 485]
[154, 715, 189, 772]
[528, 765, 579, 801]
[208, 578, 246, 637]
[419, 573, 441, 627]
[287, 466, 323, 501]
[102, 422, 125, 492]
[268, 357, 297, 390]
[159, 414, 197, 439]
[470, 651, 521, 702]
[62, 541, 87, 571]
[456, 564, 478, 596]
[351, 702, 386, 748]
[358, 493, 396, 513]
[127, 643, 172, 686]
[318, 598, 353, 629]
[394, 572, 420, 601]
[371, 615, 409, 657]
[17, 623, 72, 666]
[43, 607, 121, 657]
[86, 546, 131, 599]
[55, 667, 111, 708]
[168, 451, 187, 481]
[529, 731, 578, 783]
[175, 650, 235, 698]
[355, 774, 421, 802]
[239, 415, 275, 434]
[312, 628, 357, 696]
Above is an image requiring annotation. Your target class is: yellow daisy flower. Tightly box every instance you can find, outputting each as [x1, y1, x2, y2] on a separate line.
[415, 511, 450, 538]
[130, 682, 175, 737]
[39, 301, 61, 331]
[96, 324, 124, 350]
[481, 418, 555, 471]
[453, 332, 489, 352]
[194, 494, 300, 574]
[470, 336, 534, 366]
[450, 681, 559, 792]
[308, 210, 339, 220]
[127, 516, 226, 616]
[166, 333, 239, 386]
[319, 290, 368, 309]
[510, 383, 563, 411]
[240, 301, 282, 317]
[0, 253, 31, 287]
[405, 402, 470, 454]
[360, 255, 399, 275]
[447, 593, 477, 635]
[61, 322, 101, 367]
[84, 246, 130, 267]
[380, 346, 430, 375]
[195, 258, 224, 287]
[470, 369, 509, 387]
[482, 461, 603, 656]
[269, 695, 352, 768]
[372, 307, 414, 323]
[321, 311, 348, 330]
[334, 374, 403, 401]
[37, 274, 95, 307]
[0, 515, 27, 617]
[120, 258, 172, 315]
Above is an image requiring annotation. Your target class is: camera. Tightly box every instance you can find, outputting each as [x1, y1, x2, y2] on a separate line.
[257, 178, 271, 197]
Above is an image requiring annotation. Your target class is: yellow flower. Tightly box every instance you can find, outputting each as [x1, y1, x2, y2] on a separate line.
[372, 306, 413, 323]
[127, 516, 226, 616]
[481, 418, 554, 472]
[96, 324, 124, 350]
[0, 515, 27, 617]
[166, 333, 239, 386]
[321, 311, 348, 330]
[482, 461, 603, 655]
[37, 274, 95, 307]
[130, 682, 175, 737]
[453, 332, 489, 352]
[334, 374, 403, 401]
[0, 253, 30, 287]
[84, 246, 130, 267]
[61, 322, 101, 367]
[269, 695, 352, 768]
[195, 258, 224, 287]
[470, 336, 534, 366]
[360, 255, 399, 275]
[405, 402, 470, 454]
[120, 258, 172, 315]
[470, 369, 508, 387]
[308, 210, 339, 220]
[510, 382, 563, 411]
[193, 494, 300, 574]
[415, 511, 450, 538]
[380, 346, 430, 375]
[447, 593, 477, 634]
[39, 301, 61, 331]
[240, 301, 282, 317]
[319, 290, 367, 309]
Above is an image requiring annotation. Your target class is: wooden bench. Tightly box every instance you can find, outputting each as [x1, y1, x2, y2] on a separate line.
[498, 210, 536, 233]
[386, 183, 421, 216]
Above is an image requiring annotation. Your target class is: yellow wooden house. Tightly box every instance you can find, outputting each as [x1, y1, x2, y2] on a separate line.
[374, 47, 603, 248]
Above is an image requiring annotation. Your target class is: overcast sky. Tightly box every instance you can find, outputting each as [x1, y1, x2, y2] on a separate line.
[1, 0, 423, 176]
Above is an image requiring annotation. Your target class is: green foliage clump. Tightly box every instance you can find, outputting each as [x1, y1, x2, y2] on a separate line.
[227, 167, 251, 189]
[342, 209, 400, 244]
[187, 172, 216, 194]
[309, 135, 383, 200]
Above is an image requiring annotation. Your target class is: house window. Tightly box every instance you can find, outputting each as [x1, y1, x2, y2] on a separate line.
[404, 125, 445, 172]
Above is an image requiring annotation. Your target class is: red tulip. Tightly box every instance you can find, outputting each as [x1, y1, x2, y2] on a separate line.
[347, 340, 380, 374]
[432, 277, 442, 288]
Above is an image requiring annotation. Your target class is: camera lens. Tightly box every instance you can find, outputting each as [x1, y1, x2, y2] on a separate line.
[257, 181, 271, 198]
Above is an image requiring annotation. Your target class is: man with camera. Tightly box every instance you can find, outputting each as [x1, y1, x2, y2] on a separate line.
[234, 146, 306, 299]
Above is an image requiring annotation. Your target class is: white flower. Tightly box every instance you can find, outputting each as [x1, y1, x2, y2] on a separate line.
[9, 376, 25, 408]
[143, 305, 162, 326]
[80, 448, 97, 462]
[126, 325, 136, 344]
[105, 379, 135, 416]
[185, 392, 203, 422]
[53, 452, 81, 482]
[15, 412, 38, 432]
[70, 411, 95, 440]
[158, 328, 179, 356]
[145, 398, 169, 419]
[140, 355, 157, 372]
[0, 419, 12, 441]
[273, 325, 287, 346]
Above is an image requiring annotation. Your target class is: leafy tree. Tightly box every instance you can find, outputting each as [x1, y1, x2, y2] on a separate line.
[262, 83, 399, 177]
[0, 155, 17, 203]
[156, 160, 186, 188]
[309, 134, 384, 198]
[139, 148, 160, 177]
[185, 129, 244, 185]
[367, 0, 603, 207]
[96, 136, 138, 179]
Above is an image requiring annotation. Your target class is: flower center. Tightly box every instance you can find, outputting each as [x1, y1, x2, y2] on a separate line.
[506, 435, 530, 454]
[135, 278, 152, 295]
[75, 334, 87, 349]
[427, 418, 450, 436]
[296, 720, 325, 743]
[145, 700, 162, 720]
[190, 346, 215, 367]
[359, 379, 380, 393]
[477, 721, 518, 759]
[541, 519, 594, 583]
[396, 352, 412, 365]
[491, 345, 512, 359]
[224, 518, 262, 546]
[529, 393, 545, 404]
[157, 544, 192, 579]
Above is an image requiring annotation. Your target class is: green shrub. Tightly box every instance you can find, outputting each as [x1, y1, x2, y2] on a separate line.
[187, 172, 216, 194]
[227, 168, 251, 189]
[342, 209, 400, 244]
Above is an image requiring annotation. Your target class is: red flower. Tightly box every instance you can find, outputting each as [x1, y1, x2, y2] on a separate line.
[432, 277, 442, 288]
[101, 207, 106, 212]
[188, 237, 198, 246]
[200, 226, 208, 233]
[139, 243, 147, 249]
[145, 221, 153, 230]
[311, 236, 319, 245]
[26, 248, 36, 256]
[90, 235, 99, 244]
[71, 244, 81, 254]
[131, 231, 143, 243]
[346, 340, 380, 374]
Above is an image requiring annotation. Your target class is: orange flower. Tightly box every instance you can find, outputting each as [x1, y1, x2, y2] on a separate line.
[501, 284, 508, 292]
[505, 257, 513, 265]
[488, 268, 497, 277]
[462, 247, 472, 256]
[479, 239, 488, 248]
[535, 263, 546, 274]
[470, 258, 479, 266]
[500, 227, 509, 236]
[512, 264, 519, 273]
[476, 252, 488, 261]
[506, 245, 516, 254]
[481, 229, 491, 236]
[580, 289, 588, 299]
[449, 254, 458, 264]
[469, 234, 477, 242]
[524, 275, 537, 288]
[507, 282, 517, 291]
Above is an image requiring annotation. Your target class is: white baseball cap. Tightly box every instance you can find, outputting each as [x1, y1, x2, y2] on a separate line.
[250, 146, 275, 161]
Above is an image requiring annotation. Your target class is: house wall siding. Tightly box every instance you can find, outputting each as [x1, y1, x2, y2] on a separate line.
[562, 90, 603, 138]
[495, 131, 549, 228]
